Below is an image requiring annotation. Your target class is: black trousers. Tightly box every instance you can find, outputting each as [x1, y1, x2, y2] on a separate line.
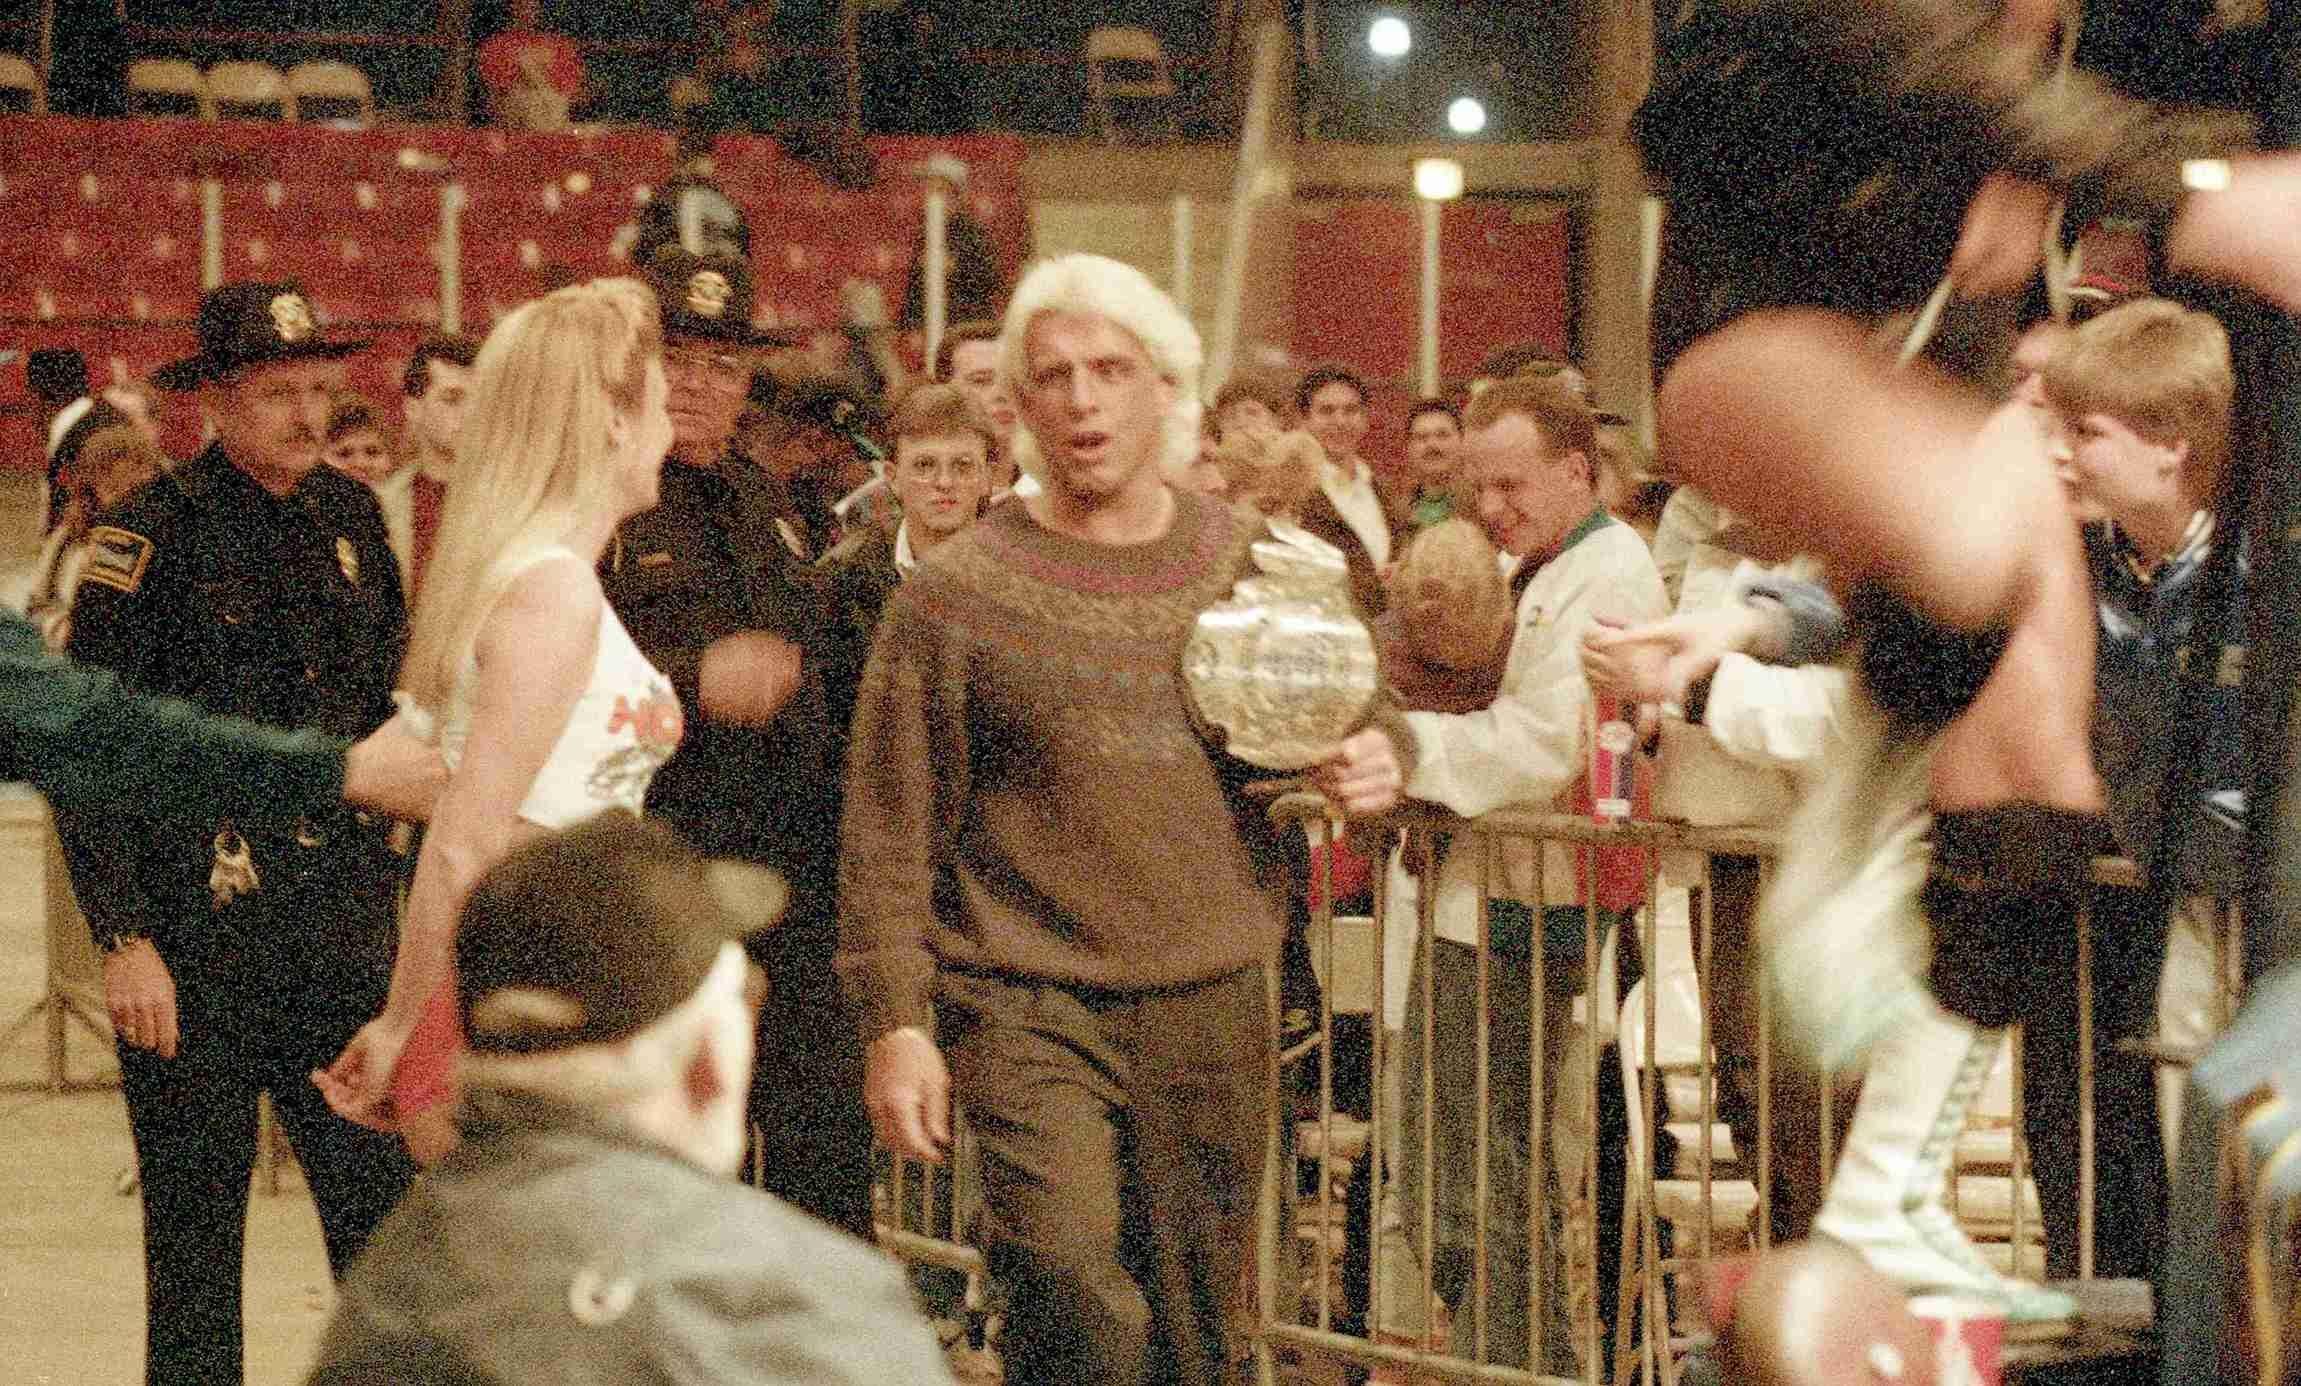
[1924, 809, 2170, 1282]
[748, 908, 876, 1243]
[939, 965, 1268, 1386]
[2015, 881, 2172, 1282]
[121, 927, 414, 1386]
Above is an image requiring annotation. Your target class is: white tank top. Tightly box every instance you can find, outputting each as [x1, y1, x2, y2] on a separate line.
[435, 544, 683, 828]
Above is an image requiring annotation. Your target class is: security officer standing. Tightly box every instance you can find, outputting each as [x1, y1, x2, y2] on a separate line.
[604, 249, 875, 1242]
[50, 282, 418, 1386]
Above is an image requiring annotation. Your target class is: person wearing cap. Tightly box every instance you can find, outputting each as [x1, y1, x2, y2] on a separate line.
[840, 253, 1411, 1386]
[603, 249, 876, 1243]
[308, 812, 955, 1386]
[744, 371, 885, 559]
[632, 111, 753, 269]
[48, 281, 420, 1386]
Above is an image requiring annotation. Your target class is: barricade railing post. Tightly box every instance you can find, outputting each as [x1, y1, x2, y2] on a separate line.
[1315, 813, 1338, 1335]
[2007, 1026, 2026, 1263]
[1472, 831, 1495, 1365]
[1257, 928, 1284, 1386]
[1755, 934, 1773, 1253]
[2077, 887, 2096, 1282]
[1639, 847, 1666, 1386]
[1528, 821, 1550, 1379]
[1695, 853, 1716, 1277]
[1366, 818, 1390, 1355]
[1582, 848, 1601, 1385]
[1418, 824, 1442, 1362]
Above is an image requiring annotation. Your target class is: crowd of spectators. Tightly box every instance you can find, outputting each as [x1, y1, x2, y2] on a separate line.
[0, 7, 2283, 1375]
[13, 211, 2256, 1380]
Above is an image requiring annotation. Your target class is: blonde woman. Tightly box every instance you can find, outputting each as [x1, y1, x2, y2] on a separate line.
[315, 278, 682, 1161]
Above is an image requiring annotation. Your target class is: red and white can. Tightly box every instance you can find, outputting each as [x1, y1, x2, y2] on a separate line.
[1588, 694, 1637, 823]
[1908, 1294, 2006, 1386]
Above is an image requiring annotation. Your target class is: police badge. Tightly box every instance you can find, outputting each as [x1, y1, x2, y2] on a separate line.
[1182, 520, 1379, 770]
[686, 270, 732, 320]
[269, 292, 317, 343]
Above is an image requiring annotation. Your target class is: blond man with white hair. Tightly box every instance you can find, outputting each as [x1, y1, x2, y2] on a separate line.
[310, 813, 953, 1386]
[839, 253, 1415, 1385]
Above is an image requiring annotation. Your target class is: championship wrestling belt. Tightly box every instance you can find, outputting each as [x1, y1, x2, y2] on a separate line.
[1182, 519, 1379, 771]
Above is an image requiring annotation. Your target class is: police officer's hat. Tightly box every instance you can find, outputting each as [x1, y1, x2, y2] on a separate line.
[643, 247, 799, 348]
[151, 282, 371, 391]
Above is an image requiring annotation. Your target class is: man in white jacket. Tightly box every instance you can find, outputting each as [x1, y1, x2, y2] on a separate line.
[1389, 374, 1667, 1374]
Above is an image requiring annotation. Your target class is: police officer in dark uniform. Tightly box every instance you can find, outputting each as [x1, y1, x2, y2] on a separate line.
[603, 249, 876, 1242]
[50, 283, 418, 1386]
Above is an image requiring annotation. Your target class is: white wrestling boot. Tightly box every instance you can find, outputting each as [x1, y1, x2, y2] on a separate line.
[1813, 999, 2076, 1324]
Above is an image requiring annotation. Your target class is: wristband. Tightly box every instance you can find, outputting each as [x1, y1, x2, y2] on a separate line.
[1683, 669, 1717, 727]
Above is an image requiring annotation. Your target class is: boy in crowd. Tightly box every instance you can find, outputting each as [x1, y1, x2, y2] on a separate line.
[2034, 295, 2244, 1282]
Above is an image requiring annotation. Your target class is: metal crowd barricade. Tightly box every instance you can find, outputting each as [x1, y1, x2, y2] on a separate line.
[872, 1108, 996, 1346]
[0, 791, 116, 1092]
[1247, 798, 2249, 1386]
[850, 806, 2250, 1383]
[1256, 798, 1785, 1386]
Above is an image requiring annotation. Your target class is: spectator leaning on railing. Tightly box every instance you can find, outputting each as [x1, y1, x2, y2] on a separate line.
[2030, 294, 2246, 1282]
[1386, 371, 1668, 1376]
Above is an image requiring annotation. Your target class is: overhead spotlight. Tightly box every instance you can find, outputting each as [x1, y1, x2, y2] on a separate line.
[1413, 158, 1464, 202]
[1447, 96, 1488, 136]
[1368, 16, 1411, 59]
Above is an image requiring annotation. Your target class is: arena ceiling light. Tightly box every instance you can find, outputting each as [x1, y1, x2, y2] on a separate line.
[1368, 16, 1412, 59]
[1447, 96, 1488, 136]
[1413, 157, 1464, 201]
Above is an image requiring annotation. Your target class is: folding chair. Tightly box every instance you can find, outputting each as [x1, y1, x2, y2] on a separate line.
[1085, 25, 1182, 144]
[126, 58, 211, 120]
[286, 60, 374, 125]
[207, 61, 294, 121]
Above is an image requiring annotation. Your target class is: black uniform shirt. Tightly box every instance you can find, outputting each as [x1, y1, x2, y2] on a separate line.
[602, 454, 843, 888]
[815, 522, 902, 738]
[56, 444, 406, 948]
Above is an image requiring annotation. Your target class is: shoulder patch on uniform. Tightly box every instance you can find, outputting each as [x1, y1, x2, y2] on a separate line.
[79, 526, 155, 595]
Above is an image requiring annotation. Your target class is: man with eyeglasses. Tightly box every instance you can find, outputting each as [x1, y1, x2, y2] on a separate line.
[818, 381, 993, 733]
[601, 250, 877, 1245]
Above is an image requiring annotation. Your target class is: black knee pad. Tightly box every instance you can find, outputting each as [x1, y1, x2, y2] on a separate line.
[1923, 804, 2100, 1028]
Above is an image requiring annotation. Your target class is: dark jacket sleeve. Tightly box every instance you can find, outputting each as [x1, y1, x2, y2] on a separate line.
[1741, 575, 1851, 665]
[0, 613, 350, 823]
[52, 493, 193, 949]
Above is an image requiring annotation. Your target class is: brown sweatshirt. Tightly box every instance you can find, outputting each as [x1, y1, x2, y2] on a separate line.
[836, 489, 1413, 1040]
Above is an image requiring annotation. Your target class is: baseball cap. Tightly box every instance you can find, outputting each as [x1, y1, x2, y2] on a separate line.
[456, 812, 785, 1055]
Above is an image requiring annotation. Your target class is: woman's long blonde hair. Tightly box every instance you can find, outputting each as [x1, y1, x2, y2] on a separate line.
[401, 277, 661, 709]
